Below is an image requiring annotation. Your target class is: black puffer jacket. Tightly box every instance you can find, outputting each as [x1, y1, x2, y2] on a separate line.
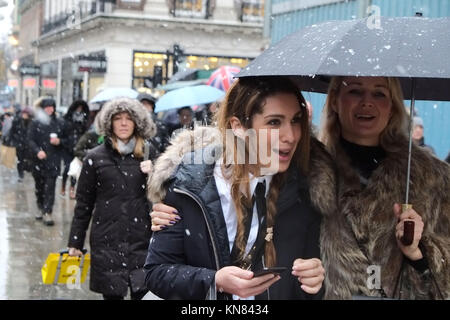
[68, 138, 152, 296]
[61, 101, 89, 154]
[144, 148, 322, 300]
[27, 114, 64, 176]
[10, 116, 31, 151]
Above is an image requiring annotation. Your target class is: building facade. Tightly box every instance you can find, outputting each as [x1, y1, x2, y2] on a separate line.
[15, 0, 267, 110]
[266, 0, 450, 159]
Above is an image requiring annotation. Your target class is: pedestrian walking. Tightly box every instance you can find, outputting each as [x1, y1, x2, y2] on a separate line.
[27, 98, 65, 226]
[60, 100, 89, 199]
[145, 77, 326, 300]
[137, 93, 170, 158]
[67, 97, 156, 300]
[167, 106, 195, 136]
[9, 107, 33, 181]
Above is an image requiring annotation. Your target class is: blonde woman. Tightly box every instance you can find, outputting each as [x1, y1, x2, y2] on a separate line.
[319, 76, 449, 299]
[68, 98, 156, 300]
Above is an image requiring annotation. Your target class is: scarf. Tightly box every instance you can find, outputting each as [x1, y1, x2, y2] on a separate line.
[117, 137, 136, 155]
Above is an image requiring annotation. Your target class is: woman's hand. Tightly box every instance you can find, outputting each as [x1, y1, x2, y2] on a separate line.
[68, 247, 83, 257]
[291, 258, 325, 294]
[215, 266, 280, 298]
[393, 203, 424, 261]
[140, 160, 153, 174]
[37, 150, 47, 160]
[150, 202, 181, 232]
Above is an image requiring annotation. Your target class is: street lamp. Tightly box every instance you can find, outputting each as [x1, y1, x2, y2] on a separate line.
[8, 34, 18, 46]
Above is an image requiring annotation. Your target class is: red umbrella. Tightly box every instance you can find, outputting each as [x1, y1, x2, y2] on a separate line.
[206, 66, 241, 92]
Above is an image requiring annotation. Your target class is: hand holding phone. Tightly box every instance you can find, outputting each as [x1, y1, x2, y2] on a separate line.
[253, 267, 287, 277]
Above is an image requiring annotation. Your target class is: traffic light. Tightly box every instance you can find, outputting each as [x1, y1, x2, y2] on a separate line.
[173, 44, 184, 74]
[153, 65, 163, 87]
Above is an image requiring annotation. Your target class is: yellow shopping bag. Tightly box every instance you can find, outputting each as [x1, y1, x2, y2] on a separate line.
[41, 250, 90, 285]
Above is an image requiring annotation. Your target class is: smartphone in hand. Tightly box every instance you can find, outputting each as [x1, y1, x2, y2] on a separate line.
[253, 267, 287, 277]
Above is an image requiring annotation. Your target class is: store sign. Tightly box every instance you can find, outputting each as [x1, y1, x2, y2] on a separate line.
[23, 78, 37, 88]
[8, 79, 18, 87]
[20, 64, 40, 76]
[42, 79, 56, 89]
[78, 55, 107, 73]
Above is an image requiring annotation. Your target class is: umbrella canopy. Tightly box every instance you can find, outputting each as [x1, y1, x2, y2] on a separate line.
[238, 17, 450, 101]
[154, 85, 225, 113]
[239, 16, 450, 207]
[90, 87, 139, 103]
[167, 68, 199, 83]
[156, 79, 207, 91]
[207, 66, 242, 92]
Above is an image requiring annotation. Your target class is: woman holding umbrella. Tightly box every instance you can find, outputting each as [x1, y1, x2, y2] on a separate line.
[318, 76, 449, 299]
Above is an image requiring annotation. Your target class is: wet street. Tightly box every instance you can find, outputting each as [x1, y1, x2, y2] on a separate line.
[0, 165, 100, 300]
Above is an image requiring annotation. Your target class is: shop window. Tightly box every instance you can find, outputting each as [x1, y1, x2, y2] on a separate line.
[133, 52, 170, 89]
[184, 55, 250, 70]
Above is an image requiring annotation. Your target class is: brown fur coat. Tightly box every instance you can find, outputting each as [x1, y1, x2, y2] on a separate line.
[321, 140, 450, 299]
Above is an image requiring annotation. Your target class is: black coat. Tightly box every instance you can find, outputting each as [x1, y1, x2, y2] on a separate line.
[61, 102, 89, 155]
[68, 138, 152, 296]
[73, 129, 102, 160]
[61, 118, 88, 155]
[27, 115, 64, 176]
[144, 157, 322, 300]
[10, 116, 31, 151]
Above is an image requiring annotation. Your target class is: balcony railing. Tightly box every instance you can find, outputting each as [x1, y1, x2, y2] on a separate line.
[41, 0, 115, 35]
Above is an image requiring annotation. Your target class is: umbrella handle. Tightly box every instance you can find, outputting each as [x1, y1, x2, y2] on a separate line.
[400, 204, 415, 246]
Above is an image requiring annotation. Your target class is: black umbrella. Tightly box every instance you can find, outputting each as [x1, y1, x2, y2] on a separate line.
[238, 16, 450, 101]
[238, 16, 450, 244]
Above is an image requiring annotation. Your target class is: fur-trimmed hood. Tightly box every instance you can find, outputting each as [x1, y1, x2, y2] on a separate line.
[147, 126, 222, 203]
[95, 97, 156, 139]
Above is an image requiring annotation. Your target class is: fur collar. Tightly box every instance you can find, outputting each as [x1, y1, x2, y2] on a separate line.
[147, 127, 222, 203]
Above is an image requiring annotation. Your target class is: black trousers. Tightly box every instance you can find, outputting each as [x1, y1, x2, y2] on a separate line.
[32, 172, 57, 214]
[16, 148, 29, 178]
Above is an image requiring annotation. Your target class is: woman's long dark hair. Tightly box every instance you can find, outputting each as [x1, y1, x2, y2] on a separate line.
[216, 76, 310, 267]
